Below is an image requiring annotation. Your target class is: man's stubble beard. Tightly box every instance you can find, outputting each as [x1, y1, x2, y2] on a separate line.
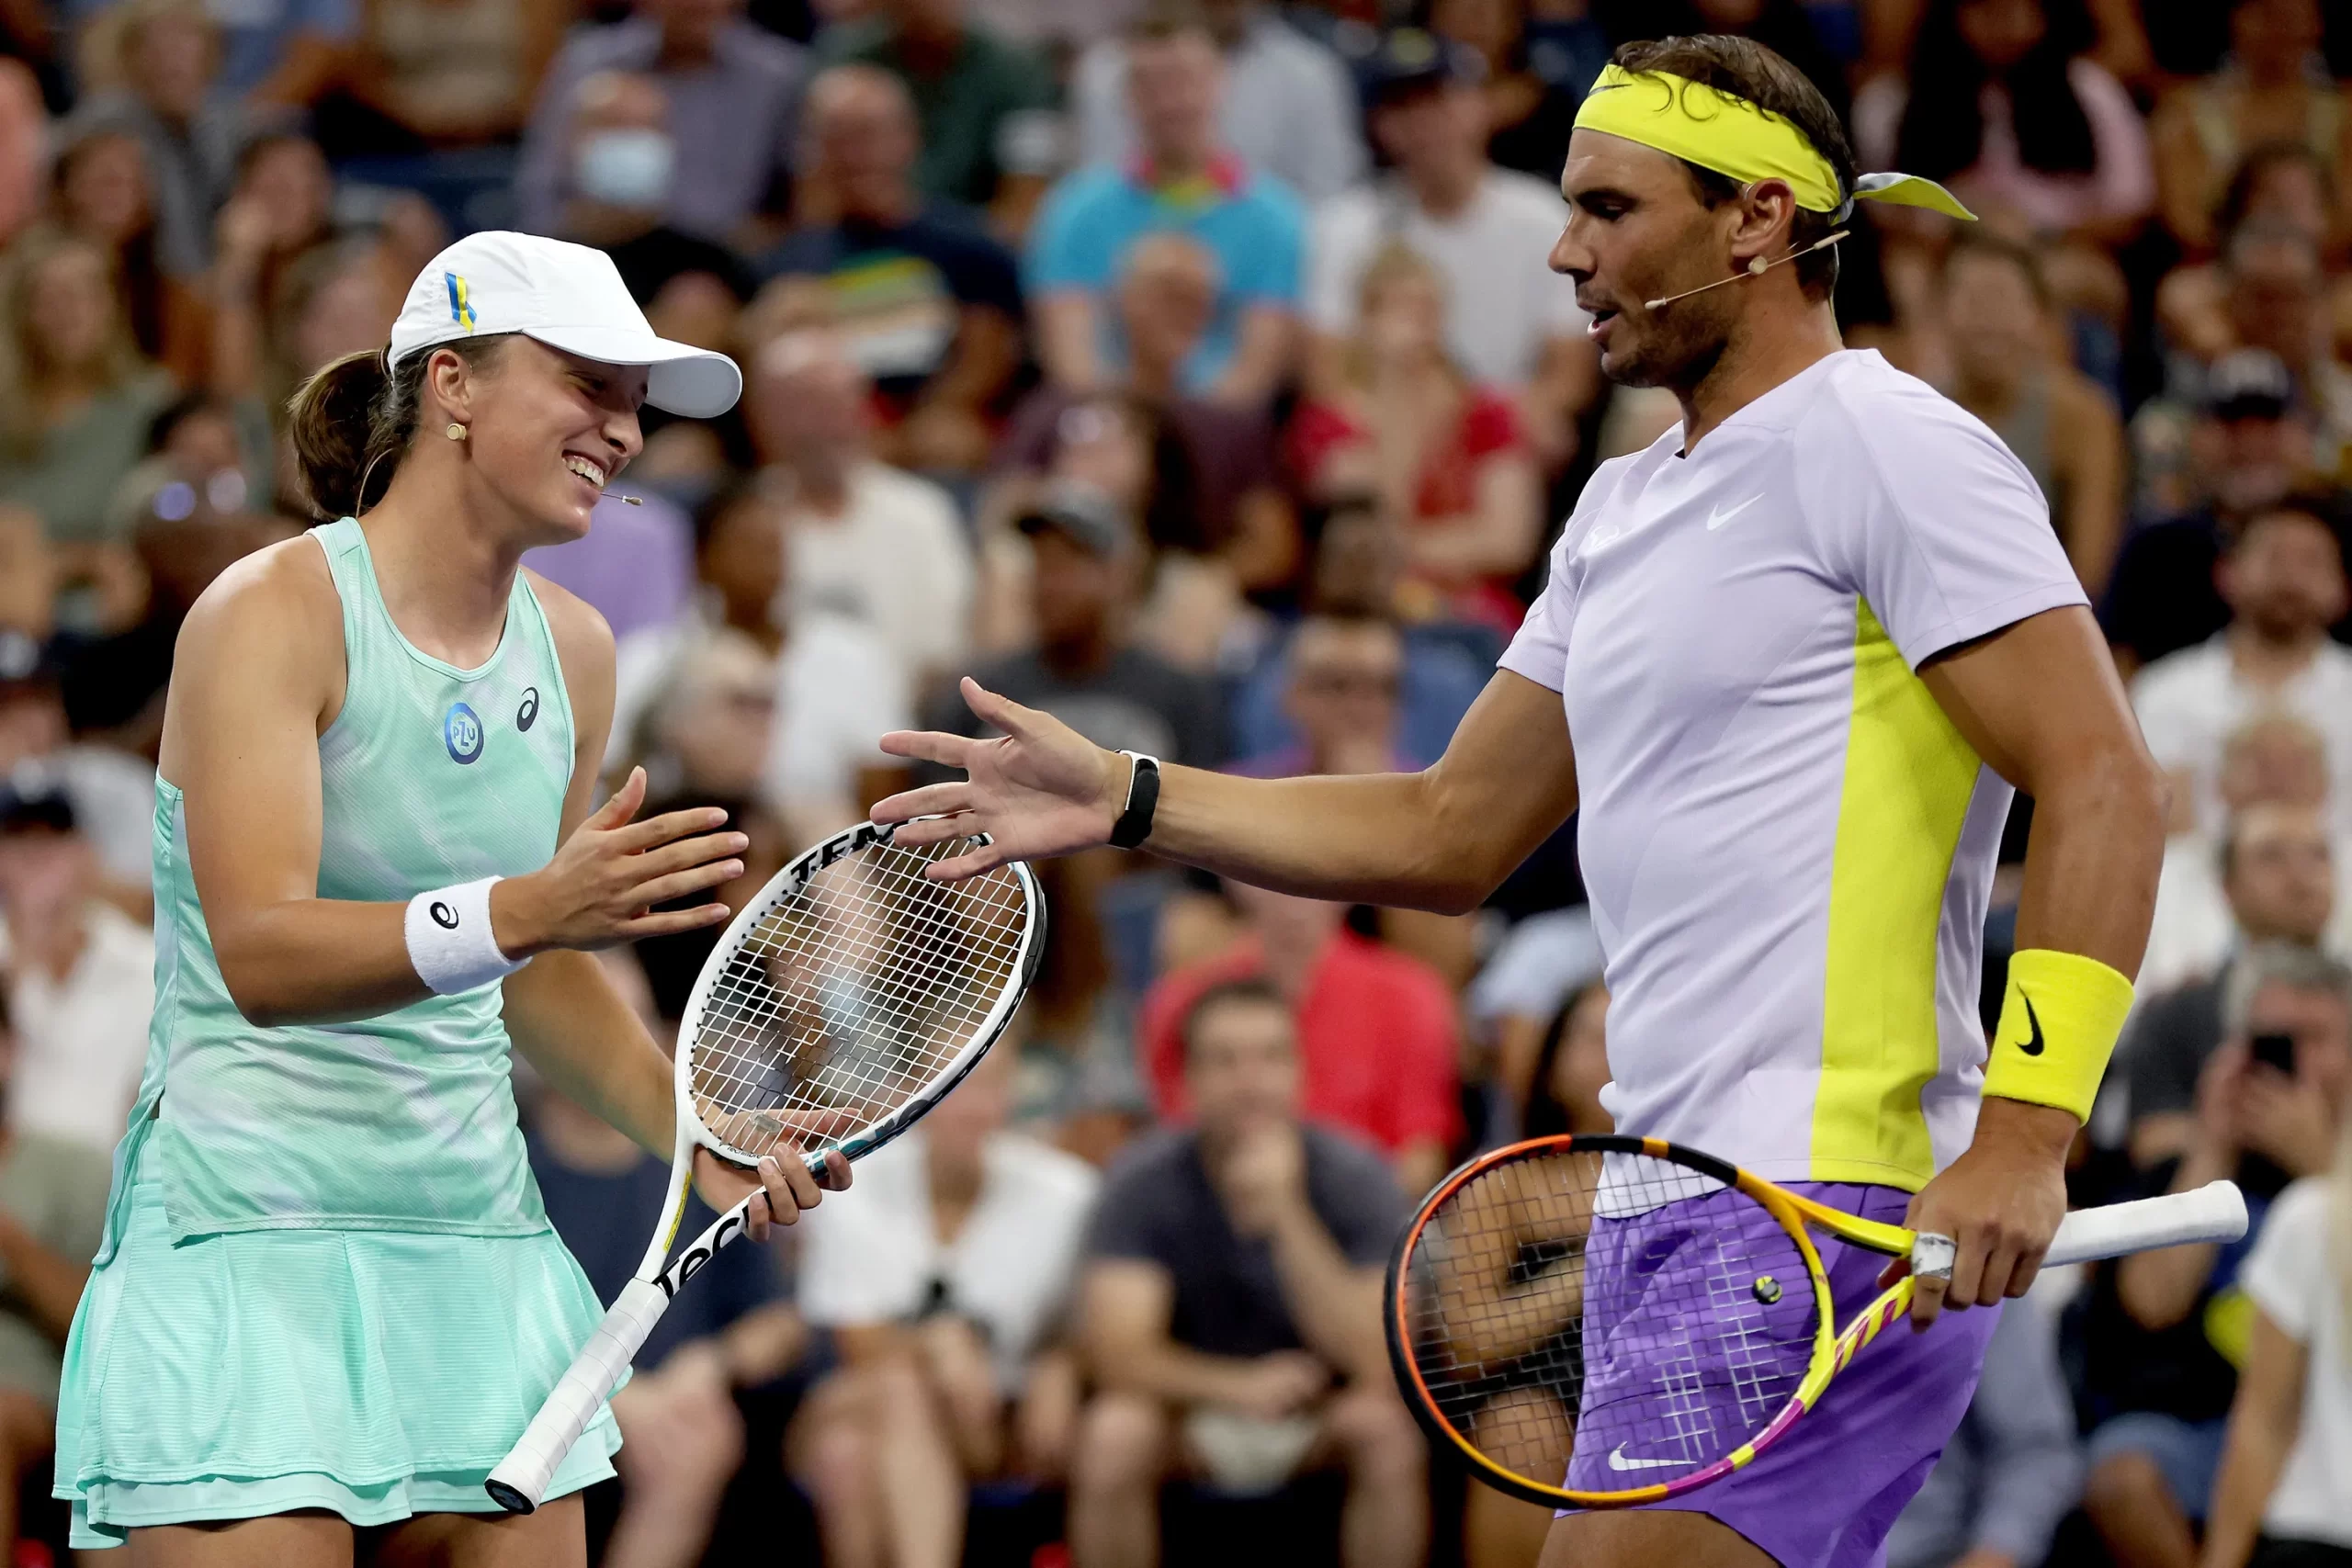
[1600, 288, 1737, 394]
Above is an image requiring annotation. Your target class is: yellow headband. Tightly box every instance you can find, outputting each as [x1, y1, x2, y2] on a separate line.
[1572, 64, 1976, 222]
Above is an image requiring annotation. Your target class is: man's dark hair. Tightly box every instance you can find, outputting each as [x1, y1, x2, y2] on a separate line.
[2215, 140, 2333, 244]
[1943, 231, 2051, 311]
[1609, 36, 1857, 302]
[2231, 492, 2348, 560]
[1177, 976, 1289, 1062]
[1126, 0, 1213, 45]
[2222, 216, 2324, 280]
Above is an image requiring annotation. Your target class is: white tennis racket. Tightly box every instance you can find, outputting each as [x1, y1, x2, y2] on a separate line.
[485, 818, 1044, 1513]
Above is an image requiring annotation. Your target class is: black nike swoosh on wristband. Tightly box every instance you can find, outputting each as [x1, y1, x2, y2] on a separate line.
[2017, 992, 2046, 1056]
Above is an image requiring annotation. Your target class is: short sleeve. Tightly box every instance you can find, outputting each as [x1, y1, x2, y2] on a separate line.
[2240, 1178, 2327, 1342]
[950, 230, 1025, 318]
[1025, 175, 1114, 295]
[1305, 199, 1365, 335]
[1459, 391, 1525, 459]
[1227, 190, 1306, 305]
[1797, 369, 2086, 670]
[1306, 1133, 1406, 1266]
[1498, 523, 1579, 692]
[1085, 1147, 1179, 1263]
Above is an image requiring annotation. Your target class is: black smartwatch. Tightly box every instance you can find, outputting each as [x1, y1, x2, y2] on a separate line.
[1111, 750, 1161, 849]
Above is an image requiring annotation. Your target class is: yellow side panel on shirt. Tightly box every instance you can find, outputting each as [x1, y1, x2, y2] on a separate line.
[1814, 600, 1982, 1190]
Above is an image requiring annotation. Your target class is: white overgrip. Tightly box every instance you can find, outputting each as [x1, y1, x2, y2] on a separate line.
[484, 1276, 673, 1513]
[2045, 1180, 2247, 1268]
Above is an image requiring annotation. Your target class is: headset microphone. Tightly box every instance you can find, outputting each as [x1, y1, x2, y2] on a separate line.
[1643, 230, 1849, 310]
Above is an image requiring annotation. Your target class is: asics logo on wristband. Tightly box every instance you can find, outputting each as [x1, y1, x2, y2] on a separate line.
[444, 702, 484, 764]
[430, 902, 459, 930]
[517, 687, 540, 732]
[2016, 993, 2046, 1056]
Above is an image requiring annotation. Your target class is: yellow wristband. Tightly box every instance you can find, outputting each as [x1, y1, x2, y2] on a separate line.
[1983, 948, 2135, 1122]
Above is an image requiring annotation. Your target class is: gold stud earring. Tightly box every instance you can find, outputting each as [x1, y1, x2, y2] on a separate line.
[446, 423, 467, 441]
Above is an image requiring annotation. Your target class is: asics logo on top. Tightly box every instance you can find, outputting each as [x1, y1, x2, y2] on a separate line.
[517, 687, 540, 733]
[1705, 494, 1765, 532]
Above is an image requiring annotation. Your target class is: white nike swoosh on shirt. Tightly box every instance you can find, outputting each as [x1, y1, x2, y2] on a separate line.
[1606, 1443, 1685, 1472]
[1705, 494, 1765, 531]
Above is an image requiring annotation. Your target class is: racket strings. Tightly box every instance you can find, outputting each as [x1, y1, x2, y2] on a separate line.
[684, 836, 1027, 1160]
[703, 852, 1024, 1111]
[1403, 1149, 1820, 1494]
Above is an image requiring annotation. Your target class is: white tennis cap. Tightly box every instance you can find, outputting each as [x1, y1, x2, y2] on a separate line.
[389, 231, 741, 419]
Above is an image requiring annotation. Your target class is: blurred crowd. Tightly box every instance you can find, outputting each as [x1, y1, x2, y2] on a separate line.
[2, 0, 2352, 1565]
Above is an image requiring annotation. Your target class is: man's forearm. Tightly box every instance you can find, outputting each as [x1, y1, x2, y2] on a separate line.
[2009, 743, 2164, 981]
[2199, 1416, 2288, 1568]
[1265, 1209, 1384, 1381]
[2117, 1138, 2231, 1329]
[1094, 1339, 1272, 1407]
[1147, 767, 1488, 911]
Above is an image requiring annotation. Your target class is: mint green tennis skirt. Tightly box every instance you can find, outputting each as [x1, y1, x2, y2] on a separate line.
[54, 1168, 622, 1550]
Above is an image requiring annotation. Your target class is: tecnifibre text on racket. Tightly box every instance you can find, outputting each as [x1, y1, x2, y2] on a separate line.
[1385, 1134, 2246, 1508]
[485, 819, 1044, 1513]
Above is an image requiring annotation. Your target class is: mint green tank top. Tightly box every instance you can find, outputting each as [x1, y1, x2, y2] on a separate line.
[114, 517, 577, 1251]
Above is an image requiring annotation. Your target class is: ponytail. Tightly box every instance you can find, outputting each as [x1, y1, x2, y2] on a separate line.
[286, 337, 507, 520]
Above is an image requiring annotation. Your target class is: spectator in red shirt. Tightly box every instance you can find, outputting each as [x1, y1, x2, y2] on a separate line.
[1287, 243, 1543, 641]
[1139, 879, 1459, 1194]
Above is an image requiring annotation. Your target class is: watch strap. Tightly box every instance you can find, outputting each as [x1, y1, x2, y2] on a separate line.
[1110, 751, 1160, 850]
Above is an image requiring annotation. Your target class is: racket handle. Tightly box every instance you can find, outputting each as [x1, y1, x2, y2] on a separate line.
[2046, 1180, 2247, 1267]
[484, 1277, 670, 1514]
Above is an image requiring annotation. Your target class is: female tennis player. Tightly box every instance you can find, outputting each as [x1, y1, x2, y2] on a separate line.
[878, 34, 2168, 1568]
[51, 231, 848, 1564]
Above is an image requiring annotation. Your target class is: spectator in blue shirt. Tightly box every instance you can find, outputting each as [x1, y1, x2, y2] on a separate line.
[761, 63, 1023, 476]
[1027, 0, 1302, 410]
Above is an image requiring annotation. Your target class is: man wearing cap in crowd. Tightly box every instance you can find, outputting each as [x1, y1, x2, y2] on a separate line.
[876, 34, 2168, 1568]
[915, 479, 1226, 777]
[1305, 26, 1598, 464]
[2107, 346, 2352, 673]
[0, 770, 153, 1156]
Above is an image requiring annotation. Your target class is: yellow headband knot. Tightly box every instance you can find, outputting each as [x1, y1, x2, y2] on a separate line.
[1572, 64, 1976, 222]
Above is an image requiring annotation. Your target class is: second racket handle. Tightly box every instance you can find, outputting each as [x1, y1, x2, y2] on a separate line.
[484, 1277, 669, 1514]
[2045, 1179, 2247, 1267]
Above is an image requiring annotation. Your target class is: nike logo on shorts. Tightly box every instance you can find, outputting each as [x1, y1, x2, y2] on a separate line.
[1705, 494, 1764, 531]
[1606, 1443, 1683, 1471]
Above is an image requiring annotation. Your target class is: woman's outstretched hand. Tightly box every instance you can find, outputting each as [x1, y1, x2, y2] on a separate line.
[871, 678, 1131, 879]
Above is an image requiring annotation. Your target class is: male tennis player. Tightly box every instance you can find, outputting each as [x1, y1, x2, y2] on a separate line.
[877, 34, 2165, 1568]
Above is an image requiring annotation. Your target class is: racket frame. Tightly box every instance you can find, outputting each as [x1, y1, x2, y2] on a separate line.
[1385, 1133, 2245, 1510]
[485, 819, 1044, 1514]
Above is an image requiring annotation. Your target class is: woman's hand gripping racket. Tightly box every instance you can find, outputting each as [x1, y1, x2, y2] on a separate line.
[1385, 1134, 2246, 1510]
[485, 819, 1045, 1513]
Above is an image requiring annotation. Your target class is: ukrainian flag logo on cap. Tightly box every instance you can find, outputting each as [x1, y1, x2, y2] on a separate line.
[445, 271, 477, 332]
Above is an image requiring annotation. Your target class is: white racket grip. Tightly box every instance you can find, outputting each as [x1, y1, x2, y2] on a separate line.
[483, 1277, 670, 1514]
[2045, 1180, 2247, 1267]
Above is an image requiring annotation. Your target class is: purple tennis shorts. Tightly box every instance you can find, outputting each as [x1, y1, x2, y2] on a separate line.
[1560, 1181, 2001, 1568]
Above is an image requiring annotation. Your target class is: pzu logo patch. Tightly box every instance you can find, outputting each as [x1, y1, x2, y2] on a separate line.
[444, 702, 484, 764]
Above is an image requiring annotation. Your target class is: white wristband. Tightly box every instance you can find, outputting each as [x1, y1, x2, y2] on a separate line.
[404, 876, 524, 995]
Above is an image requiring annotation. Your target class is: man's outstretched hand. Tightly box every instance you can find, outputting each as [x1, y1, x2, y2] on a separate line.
[871, 678, 1132, 879]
